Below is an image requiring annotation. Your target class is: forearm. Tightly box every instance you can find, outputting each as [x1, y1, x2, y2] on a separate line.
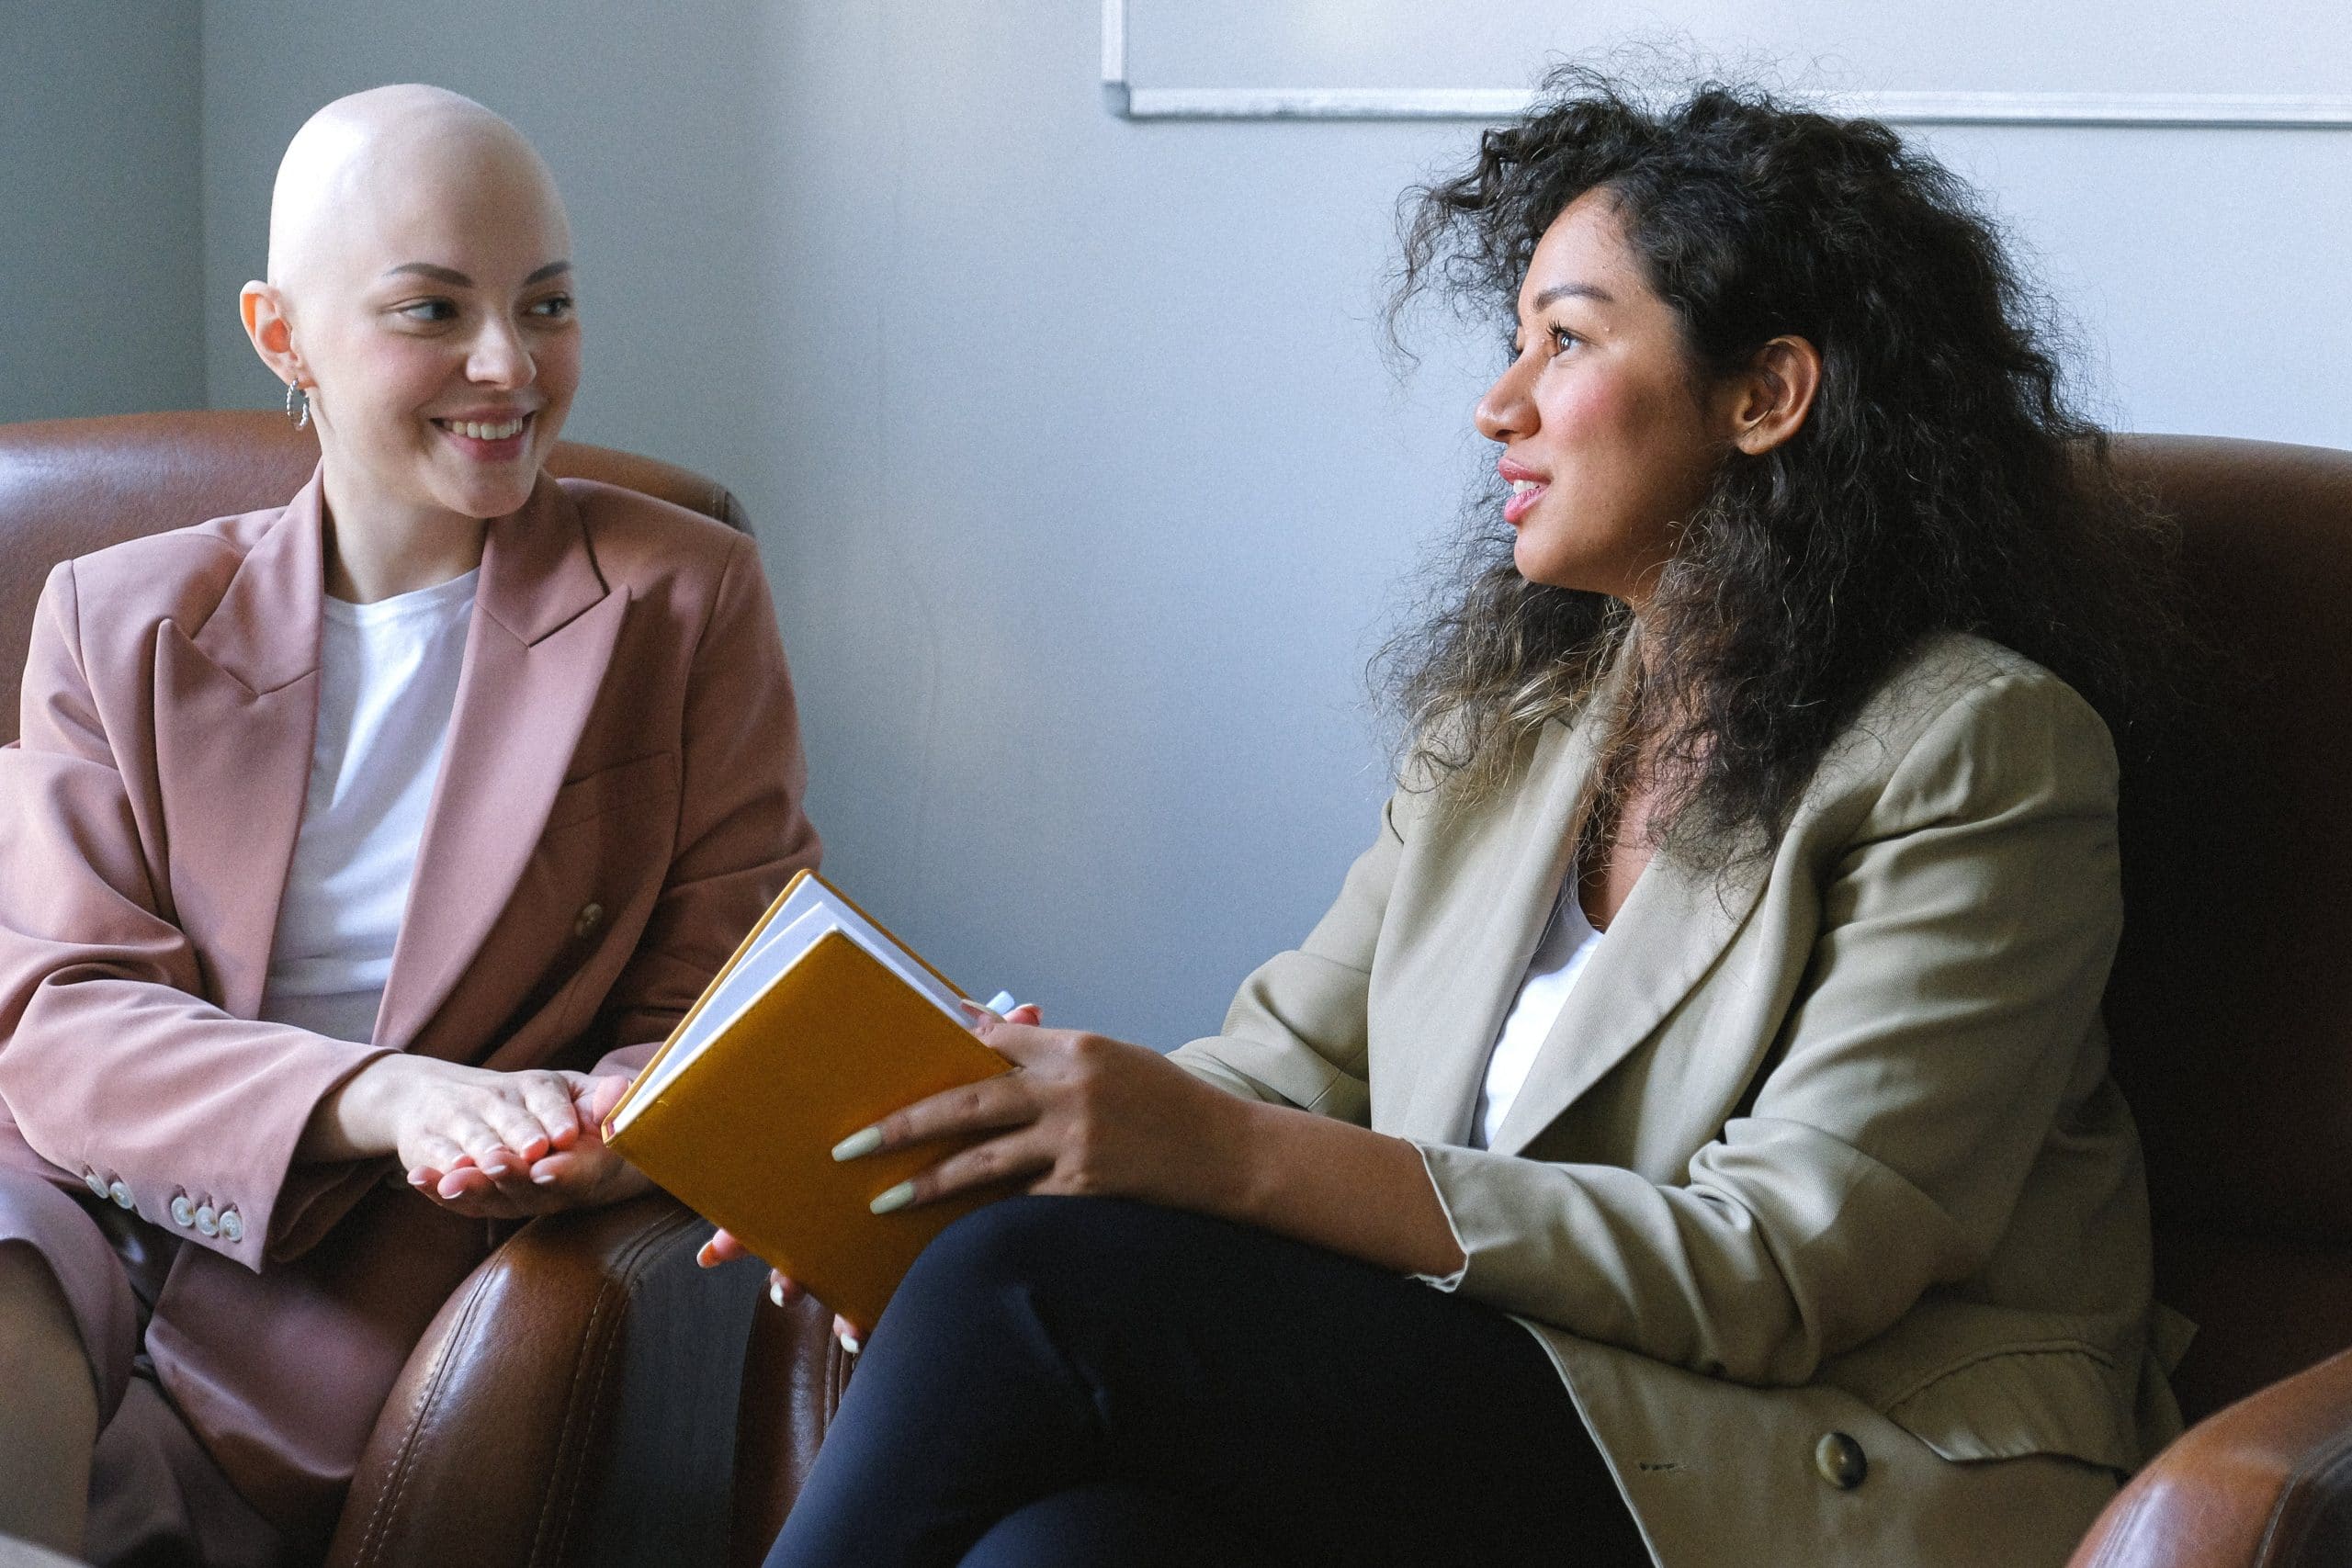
[293, 1053, 413, 1163]
[1222, 1098, 1466, 1280]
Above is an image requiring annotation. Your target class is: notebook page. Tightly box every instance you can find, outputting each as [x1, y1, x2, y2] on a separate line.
[611, 907, 972, 1132]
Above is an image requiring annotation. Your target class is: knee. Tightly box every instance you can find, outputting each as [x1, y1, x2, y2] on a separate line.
[0, 1243, 99, 1432]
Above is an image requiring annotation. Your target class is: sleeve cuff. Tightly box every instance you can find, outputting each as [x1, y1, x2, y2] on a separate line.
[1408, 1141, 1471, 1292]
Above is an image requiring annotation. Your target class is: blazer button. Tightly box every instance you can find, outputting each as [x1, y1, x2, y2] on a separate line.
[194, 1204, 220, 1237]
[574, 901, 605, 939]
[219, 1209, 244, 1244]
[170, 1194, 196, 1228]
[107, 1180, 134, 1210]
[1815, 1432, 1868, 1490]
[84, 1169, 110, 1199]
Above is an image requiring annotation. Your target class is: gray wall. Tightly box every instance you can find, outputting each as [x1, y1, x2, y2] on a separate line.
[1, 0, 205, 422]
[178, 1, 2352, 1047]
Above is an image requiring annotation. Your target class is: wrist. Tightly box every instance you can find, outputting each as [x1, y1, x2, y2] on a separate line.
[301, 1052, 415, 1162]
[1215, 1094, 1283, 1227]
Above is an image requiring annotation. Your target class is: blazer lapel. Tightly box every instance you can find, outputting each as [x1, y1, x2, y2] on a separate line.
[1385, 716, 1596, 1145]
[153, 475, 327, 1019]
[1383, 641, 1645, 1146]
[371, 478, 626, 1053]
[1487, 821, 1769, 1156]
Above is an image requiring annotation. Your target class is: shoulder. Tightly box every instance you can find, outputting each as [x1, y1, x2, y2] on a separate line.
[1807, 631, 2117, 829]
[560, 476, 752, 590]
[47, 507, 282, 649]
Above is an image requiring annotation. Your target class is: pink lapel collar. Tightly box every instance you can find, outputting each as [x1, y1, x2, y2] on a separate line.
[154, 472, 328, 1017]
[372, 476, 628, 1053]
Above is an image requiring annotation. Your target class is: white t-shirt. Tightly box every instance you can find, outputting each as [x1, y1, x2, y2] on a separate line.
[1467, 869, 1605, 1149]
[257, 570, 478, 1043]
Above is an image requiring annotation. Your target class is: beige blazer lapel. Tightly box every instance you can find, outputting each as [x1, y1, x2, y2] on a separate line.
[1487, 822, 1770, 1156]
[1383, 717, 1593, 1145]
[153, 475, 327, 1018]
[372, 478, 628, 1053]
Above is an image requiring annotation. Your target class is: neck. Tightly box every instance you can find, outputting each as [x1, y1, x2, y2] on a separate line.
[318, 468, 488, 604]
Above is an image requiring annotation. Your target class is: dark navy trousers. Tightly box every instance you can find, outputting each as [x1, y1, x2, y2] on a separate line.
[763, 1195, 1646, 1567]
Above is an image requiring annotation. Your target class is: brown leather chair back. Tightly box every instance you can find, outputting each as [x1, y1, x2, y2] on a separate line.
[0, 410, 747, 745]
[2104, 434, 2352, 1424]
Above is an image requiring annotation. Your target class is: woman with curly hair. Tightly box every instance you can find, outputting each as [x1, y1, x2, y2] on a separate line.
[752, 67, 2185, 1568]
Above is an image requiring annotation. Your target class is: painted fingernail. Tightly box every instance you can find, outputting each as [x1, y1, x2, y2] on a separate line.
[983, 990, 1017, 1014]
[869, 1181, 916, 1215]
[405, 1170, 430, 1187]
[697, 1240, 719, 1268]
[839, 1333, 862, 1356]
[768, 1277, 786, 1308]
[831, 1126, 883, 1161]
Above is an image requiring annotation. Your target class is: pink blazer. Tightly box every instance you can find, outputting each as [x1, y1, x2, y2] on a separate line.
[0, 468, 818, 1541]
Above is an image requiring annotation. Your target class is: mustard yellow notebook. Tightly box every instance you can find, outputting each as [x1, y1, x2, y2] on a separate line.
[602, 870, 1012, 1328]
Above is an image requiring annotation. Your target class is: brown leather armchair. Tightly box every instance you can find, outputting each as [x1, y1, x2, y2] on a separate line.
[1, 412, 775, 1568]
[2065, 436, 2352, 1567]
[710, 437, 2352, 1568]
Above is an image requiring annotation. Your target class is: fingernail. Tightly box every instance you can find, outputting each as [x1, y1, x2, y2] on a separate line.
[869, 1181, 916, 1215]
[768, 1277, 786, 1307]
[697, 1241, 718, 1268]
[839, 1333, 862, 1356]
[482, 1162, 509, 1178]
[406, 1169, 429, 1186]
[983, 990, 1017, 1014]
[956, 998, 994, 1020]
[831, 1126, 883, 1162]
[531, 1168, 559, 1185]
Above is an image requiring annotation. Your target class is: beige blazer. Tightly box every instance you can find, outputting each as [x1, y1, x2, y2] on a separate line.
[1172, 632, 2186, 1568]
[0, 469, 817, 1546]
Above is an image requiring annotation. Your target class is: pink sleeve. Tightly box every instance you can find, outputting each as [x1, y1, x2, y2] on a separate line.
[0, 562, 390, 1272]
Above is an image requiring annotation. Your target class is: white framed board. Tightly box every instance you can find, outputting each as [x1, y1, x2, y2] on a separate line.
[1102, 0, 2352, 127]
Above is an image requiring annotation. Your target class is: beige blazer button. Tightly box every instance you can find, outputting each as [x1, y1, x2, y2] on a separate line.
[574, 902, 605, 939]
[219, 1209, 244, 1244]
[84, 1169, 110, 1199]
[1815, 1432, 1867, 1490]
[107, 1180, 134, 1210]
[170, 1194, 196, 1228]
[194, 1204, 220, 1237]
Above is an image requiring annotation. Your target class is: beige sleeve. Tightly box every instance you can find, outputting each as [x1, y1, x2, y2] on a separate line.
[1415, 672, 2123, 1386]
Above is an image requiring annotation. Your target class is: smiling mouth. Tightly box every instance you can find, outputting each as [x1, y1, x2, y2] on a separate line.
[1503, 476, 1550, 525]
[435, 414, 531, 442]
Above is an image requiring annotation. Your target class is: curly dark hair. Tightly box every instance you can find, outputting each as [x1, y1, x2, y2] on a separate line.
[1382, 65, 2184, 860]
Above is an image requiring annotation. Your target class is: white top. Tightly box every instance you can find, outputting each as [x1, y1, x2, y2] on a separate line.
[257, 570, 478, 1043]
[1468, 868, 1605, 1149]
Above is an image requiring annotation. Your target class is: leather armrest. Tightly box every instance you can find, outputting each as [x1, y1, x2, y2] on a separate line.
[2071, 1346, 2352, 1568]
[325, 1192, 764, 1568]
[727, 1292, 854, 1568]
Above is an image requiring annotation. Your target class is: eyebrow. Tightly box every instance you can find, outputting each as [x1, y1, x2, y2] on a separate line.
[379, 260, 573, 287]
[1532, 282, 1615, 310]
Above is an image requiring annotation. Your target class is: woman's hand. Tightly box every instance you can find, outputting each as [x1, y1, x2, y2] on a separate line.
[697, 1227, 867, 1351]
[694, 999, 1057, 1353]
[300, 1055, 652, 1219]
[842, 1006, 1256, 1220]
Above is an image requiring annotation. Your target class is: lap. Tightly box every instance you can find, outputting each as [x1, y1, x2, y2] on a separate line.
[790, 1197, 1643, 1567]
[1, 1167, 282, 1568]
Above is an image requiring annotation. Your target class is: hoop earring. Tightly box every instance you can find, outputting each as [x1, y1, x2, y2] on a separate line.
[285, 382, 311, 431]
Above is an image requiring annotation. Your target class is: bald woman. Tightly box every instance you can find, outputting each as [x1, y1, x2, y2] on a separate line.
[0, 86, 817, 1564]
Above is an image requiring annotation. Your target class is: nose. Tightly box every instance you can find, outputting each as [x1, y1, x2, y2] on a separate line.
[466, 313, 537, 389]
[1475, 351, 1536, 445]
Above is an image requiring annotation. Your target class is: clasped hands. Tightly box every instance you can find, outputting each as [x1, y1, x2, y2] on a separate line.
[301, 1053, 651, 1219]
[698, 1001, 1254, 1351]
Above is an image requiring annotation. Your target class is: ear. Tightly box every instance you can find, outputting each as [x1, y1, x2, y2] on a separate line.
[1725, 334, 1823, 457]
[240, 281, 304, 389]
